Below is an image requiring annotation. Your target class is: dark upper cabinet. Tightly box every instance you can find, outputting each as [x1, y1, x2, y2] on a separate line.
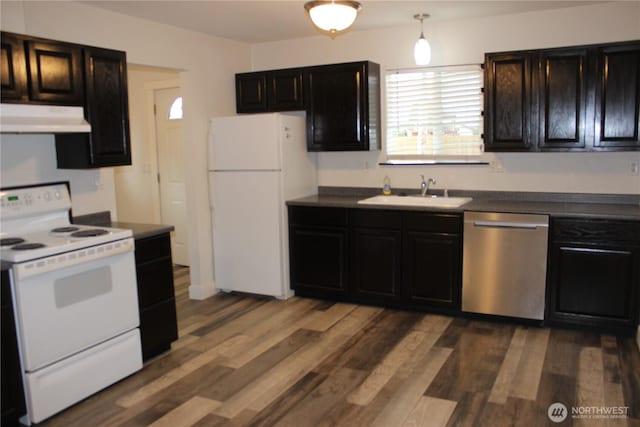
[236, 72, 267, 113]
[402, 212, 462, 310]
[1, 32, 28, 102]
[485, 40, 640, 152]
[305, 61, 380, 151]
[593, 43, 640, 150]
[484, 52, 533, 151]
[1, 31, 83, 105]
[288, 206, 349, 300]
[350, 209, 403, 304]
[56, 47, 131, 168]
[268, 69, 304, 111]
[236, 68, 304, 113]
[26, 39, 84, 105]
[538, 48, 589, 150]
[547, 218, 640, 334]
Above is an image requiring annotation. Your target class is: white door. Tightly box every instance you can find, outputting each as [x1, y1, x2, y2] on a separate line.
[155, 87, 189, 266]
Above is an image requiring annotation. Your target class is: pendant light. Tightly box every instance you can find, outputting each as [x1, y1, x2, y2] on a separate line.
[414, 13, 431, 65]
[304, 1, 362, 37]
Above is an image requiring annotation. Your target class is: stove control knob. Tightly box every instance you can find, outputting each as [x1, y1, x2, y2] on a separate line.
[43, 192, 51, 201]
[55, 191, 61, 199]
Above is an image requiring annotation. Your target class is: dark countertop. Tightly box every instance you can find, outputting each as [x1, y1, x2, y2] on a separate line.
[287, 194, 640, 221]
[72, 212, 174, 240]
[111, 222, 174, 240]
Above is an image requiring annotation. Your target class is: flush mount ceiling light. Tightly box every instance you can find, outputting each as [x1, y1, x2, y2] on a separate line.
[304, 1, 362, 37]
[414, 13, 432, 65]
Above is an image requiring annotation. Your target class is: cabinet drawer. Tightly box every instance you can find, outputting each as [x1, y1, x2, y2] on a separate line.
[351, 209, 402, 229]
[136, 257, 175, 308]
[552, 218, 640, 244]
[134, 234, 172, 264]
[288, 206, 348, 227]
[403, 212, 462, 234]
[140, 300, 178, 361]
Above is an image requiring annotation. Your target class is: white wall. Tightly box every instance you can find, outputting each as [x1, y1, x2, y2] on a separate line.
[115, 65, 180, 224]
[252, 2, 640, 195]
[0, 0, 252, 299]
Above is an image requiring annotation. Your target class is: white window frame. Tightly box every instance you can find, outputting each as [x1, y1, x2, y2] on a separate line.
[384, 64, 484, 162]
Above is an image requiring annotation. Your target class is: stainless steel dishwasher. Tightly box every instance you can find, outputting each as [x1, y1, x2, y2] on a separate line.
[462, 211, 549, 320]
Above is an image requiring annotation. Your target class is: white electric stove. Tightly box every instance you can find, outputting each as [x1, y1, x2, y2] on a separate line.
[0, 183, 142, 425]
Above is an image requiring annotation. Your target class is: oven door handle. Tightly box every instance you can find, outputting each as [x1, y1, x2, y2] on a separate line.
[13, 238, 134, 280]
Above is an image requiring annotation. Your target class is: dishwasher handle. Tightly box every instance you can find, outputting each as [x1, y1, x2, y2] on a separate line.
[472, 220, 547, 230]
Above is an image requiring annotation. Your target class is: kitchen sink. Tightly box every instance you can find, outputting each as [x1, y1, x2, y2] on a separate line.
[357, 195, 472, 208]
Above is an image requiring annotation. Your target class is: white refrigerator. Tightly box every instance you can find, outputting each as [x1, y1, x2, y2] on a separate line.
[208, 113, 317, 298]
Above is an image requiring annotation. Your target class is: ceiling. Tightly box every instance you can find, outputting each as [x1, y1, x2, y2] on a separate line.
[78, 1, 607, 43]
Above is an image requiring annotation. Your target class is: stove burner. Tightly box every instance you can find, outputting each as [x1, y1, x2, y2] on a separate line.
[12, 243, 46, 250]
[51, 226, 80, 233]
[70, 229, 109, 238]
[0, 238, 26, 246]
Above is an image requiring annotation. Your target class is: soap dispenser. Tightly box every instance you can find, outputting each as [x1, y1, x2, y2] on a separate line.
[383, 175, 391, 195]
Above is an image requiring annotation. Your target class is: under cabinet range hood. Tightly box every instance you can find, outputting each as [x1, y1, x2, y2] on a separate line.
[0, 103, 91, 134]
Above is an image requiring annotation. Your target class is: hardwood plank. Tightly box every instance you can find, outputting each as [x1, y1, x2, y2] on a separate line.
[371, 346, 453, 427]
[147, 396, 221, 427]
[116, 334, 249, 408]
[488, 327, 527, 404]
[210, 305, 383, 419]
[401, 396, 457, 427]
[347, 329, 427, 406]
[509, 327, 550, 401]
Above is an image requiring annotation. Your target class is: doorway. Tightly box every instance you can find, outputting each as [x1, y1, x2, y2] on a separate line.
[114, 65, 189, 266]
[154, 87, 188, 266]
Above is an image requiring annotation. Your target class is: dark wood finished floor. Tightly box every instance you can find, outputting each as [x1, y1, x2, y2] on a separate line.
[36, 266, 640, 427]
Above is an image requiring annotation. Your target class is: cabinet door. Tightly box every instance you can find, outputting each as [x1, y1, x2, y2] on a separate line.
[538, 48, 590, 150]
[305, 62, 369, 151]
[484, 52, 534, 151]
[548, 243, 638, 331]
[593, 43, 640, 150]
[26, 39, 83, 105]
[84, 47, 131, 166]
[350, 210, 403, 304]
[267, 69, 304, 111]
[236, 72, 267, 113]
[0, 32, 28, 102]
[403, 231, 461, 309]
[289, 226, 348, 299]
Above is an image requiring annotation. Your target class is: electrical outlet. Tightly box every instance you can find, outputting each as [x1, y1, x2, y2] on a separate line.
[630, 161, 639, 175]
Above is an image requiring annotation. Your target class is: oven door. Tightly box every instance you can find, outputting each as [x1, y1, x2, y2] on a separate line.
[11, 238, 140, 372]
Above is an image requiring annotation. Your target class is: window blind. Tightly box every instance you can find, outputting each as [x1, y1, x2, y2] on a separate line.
[385, 65, 484, 157]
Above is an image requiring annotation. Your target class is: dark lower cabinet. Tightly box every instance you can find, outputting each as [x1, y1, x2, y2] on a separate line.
[1, 268, 26, 427]
[288, 206, 349, 300]
[402, 212, 462, 310]
[134, 233, 179, 361]
[350, 210, 403, 304]
[288, 206, 462, 312]
[547, 218, 640, 334]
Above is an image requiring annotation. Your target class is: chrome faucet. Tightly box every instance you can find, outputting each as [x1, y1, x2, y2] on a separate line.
[420, 175, 436, 197]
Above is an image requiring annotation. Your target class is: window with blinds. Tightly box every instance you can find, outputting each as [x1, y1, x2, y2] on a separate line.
[385, 64, 484, 157]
